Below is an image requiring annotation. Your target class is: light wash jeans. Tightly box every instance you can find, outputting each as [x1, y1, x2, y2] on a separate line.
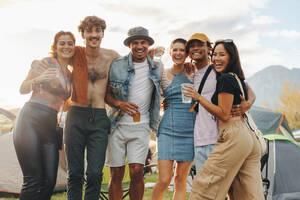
[194, 144, 215, 171]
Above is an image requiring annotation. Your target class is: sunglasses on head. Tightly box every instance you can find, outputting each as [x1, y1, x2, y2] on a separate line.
[215, 39, 233, 43]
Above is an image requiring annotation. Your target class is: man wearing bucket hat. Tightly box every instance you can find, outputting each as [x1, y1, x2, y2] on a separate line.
[186, 33, 256, 172]
[105, 26, 162, 200]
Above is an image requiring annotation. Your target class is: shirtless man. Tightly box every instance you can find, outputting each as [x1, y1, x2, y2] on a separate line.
[33, 16, 119, 200]
[65, 16, 119, 200]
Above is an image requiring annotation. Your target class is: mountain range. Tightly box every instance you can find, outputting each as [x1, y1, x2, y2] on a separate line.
[247, 65, 300, 108]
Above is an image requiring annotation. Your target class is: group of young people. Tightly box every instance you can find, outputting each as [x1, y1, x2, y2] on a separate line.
[13, 15, 264, 200]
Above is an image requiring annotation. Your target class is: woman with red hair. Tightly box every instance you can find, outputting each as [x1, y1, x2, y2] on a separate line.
[14, 31, 75, 200]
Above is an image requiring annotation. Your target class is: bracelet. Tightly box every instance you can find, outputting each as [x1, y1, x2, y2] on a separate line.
[198, 94, 203, 103]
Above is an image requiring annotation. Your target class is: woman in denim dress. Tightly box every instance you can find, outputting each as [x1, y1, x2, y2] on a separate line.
[151, 38, 195, 200]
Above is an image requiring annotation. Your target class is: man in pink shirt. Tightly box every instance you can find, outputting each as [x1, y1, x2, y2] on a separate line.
[186, 33, 256, 171]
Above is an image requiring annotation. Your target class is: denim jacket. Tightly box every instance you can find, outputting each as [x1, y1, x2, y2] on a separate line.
[108, 53, 162, 133]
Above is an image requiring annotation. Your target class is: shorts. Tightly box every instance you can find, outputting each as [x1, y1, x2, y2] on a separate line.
[106, 123, 150, 167]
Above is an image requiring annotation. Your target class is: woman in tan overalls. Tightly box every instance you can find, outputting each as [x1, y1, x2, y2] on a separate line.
[183, 39, 264, 200]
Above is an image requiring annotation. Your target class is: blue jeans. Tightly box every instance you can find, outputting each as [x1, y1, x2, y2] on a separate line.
[194, 144, 215, 171]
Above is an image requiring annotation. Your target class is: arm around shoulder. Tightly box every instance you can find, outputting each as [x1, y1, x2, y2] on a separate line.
[246, 83, 255, 107]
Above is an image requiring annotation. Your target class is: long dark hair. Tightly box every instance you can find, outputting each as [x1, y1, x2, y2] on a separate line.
[212, 40, 245, 80]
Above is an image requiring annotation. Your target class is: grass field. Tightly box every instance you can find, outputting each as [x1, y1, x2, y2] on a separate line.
[0, 173, 190, 200]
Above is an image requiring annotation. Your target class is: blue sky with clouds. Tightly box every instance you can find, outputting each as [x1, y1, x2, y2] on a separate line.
[0, 0, 299, 108]
[258, 0, 300, 68]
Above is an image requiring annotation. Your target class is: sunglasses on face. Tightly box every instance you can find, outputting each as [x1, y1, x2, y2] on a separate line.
[215, 39, 233, 44]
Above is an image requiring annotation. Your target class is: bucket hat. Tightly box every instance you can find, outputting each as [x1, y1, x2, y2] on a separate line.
[124, 26, 154, 46]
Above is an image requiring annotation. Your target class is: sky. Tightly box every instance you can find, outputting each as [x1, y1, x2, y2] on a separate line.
[0, 0, 299, 109]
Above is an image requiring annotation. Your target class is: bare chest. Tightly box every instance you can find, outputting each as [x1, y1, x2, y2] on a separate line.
[87, 61, 109, 84]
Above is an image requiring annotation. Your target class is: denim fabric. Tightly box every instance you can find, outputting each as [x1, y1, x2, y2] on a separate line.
[108, 53, 161, 133]
[194, 144, 215, 171]
[157, 73, 195, 162]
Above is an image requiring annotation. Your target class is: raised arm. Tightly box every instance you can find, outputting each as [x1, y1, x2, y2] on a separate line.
[19, 59, 56, 94]
[19, 68, 38, 94]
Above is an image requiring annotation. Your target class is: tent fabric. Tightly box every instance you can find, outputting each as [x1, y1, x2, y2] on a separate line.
[249, 106, 293, 137]
[273, 193, 300, 200]
[273, 141, 300, 196]
[0, 132, 67, 195]
[0, 108, 16, 121]
[264, 134, 292, 142]
[263, 140, 300, 200]
[250, 107, 300, 199]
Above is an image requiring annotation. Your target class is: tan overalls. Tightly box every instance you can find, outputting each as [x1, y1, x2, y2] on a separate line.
[190, 119, 264, 200]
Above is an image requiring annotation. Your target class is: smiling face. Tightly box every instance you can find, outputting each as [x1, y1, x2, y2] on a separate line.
[55, 34, 75, 59]
[129, 39, 150, 63]
[170, 42, 186, 65]
[212, 43, 230, 73]
[82, 26, 104, 48]
[188, 40, 210, 62]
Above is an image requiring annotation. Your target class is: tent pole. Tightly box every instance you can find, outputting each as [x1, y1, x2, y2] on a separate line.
[276, 114, 285, 134]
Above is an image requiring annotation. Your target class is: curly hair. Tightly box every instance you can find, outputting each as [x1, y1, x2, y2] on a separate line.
[50, 31, 76, 58]
[78, 16, 106, 33]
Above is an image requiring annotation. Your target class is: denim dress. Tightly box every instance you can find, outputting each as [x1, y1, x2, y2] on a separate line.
[157, 72, 195, 162]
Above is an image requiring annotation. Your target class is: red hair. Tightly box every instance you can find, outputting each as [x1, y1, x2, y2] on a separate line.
[50, 31, 76, 58]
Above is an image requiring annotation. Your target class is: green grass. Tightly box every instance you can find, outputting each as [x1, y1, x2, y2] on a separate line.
[0, 173, 190, 200]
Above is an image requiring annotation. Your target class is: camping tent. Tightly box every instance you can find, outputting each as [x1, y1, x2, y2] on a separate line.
[0, 108, 16, 121]
[249, 106, 298, 144]
[262, 135, 300, 200]
[250, 106, 300, 199]
[0, 132, 67, 195]
[0, 108, 67, 196]
[293, 129, 300, 140]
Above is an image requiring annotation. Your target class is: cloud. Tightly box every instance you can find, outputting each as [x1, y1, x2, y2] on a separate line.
[262, 29, 300, 40]
[251, 15, 278, 25]
[108, 26, 126, 33]
[1, 0, 299, 107]
[279, 30, 300, 39]
[0, 0, 31, 7]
